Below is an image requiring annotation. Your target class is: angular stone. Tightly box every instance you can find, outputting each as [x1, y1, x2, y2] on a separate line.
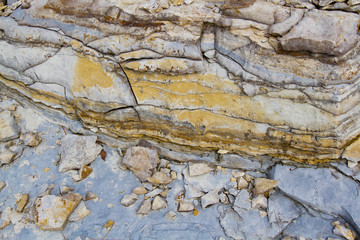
[35, 193, 82, 231]
[68, 201, 91, 222]
[0, 181, 6, 192]
[152, 196, 167, 211]
[233, 189, 251, 211]
[60, 186, 74, 195]
[133, 186, 148, 195]
[0, 111, 19, 142]
[137, 199, 151, 215]
[58, 134, 102, 173]
[347, 0, 360, 5]
[237, 177, 248, 190]
[145, 188, 163, 198]
[184, 183, 204, 199]
[332, 221, 357, 240]
[20, 131, 41, 147]
[178, 201, 195, 212]
[16, 194, 29, 212]
[188, 162, 213, 176]
[147, 171, 172, 185]
[201, 189, 219, 208]
[164, 211, 177, 221]
[251, 195, 267, 209]
[121, 193, 138, 207]
[280, 10, 360, 56]
[123, 146, 159, 182]
[0, 149, 16, 165]
[342, 138, 360, 163]
[253, 178, 278, 195]
[85, 192, 98, 201]
[79, 165, 93, 180]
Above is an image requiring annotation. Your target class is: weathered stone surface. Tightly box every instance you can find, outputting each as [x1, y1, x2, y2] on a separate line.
[123, 146, 159, 182]
[58, 134, 102, 172]
[253, 178, 278, 194]
[121, 193, 138, 207]
[342, 138, 360, 162]
[178, 201, 195, 212]
[188, 162, 213, 177]
[233, 189, 251, 211]
[20, 131, 41, 147]
[35, 193, 82, 231]
[237, 177, 248, 190]
[0, 111, 19, 142]
[152, 196, 167, 211]
[147, 171, 172, 185]
[280, 10, 360, 56]
[137, 199, 152, 215]
[133, 186, 148, 195]
[68, 201, 91, 222]
[274, 164, 360, 230]
[251, 195, 267, 209]
[200, 189, 219, 208]
[0, 149, 16, 165]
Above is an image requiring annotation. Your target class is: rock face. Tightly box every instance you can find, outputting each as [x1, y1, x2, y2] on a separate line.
[0, 0, 359, 163]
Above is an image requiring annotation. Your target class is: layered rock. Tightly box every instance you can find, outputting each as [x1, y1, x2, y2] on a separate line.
[1, 0, 360, 162]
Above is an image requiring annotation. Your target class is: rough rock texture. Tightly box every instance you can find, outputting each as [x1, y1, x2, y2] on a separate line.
[35, 193, 82, 231]
[0, 0, 359, 164]
[58, 134, 102, 173]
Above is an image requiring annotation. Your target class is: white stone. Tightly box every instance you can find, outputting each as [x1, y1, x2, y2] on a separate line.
[123, 146, 159, 182]
[184, 183, 204, 199]
[58, 134, 102, 173]
[152, 196, 167, 210]
[178, 201, 195, 212]
[188, 162, 213, 177]
[68, 201, 91, 222]
[145, 188, 163, 198]
[121, 193, 138, 207]
[0, 111, 19, 142]
[137, 199, 151, 215]
[0, 149, 16, 165]
[164, 211, 177, 221]
[201, 190, 219, 208]
[251, 195, 268, 209]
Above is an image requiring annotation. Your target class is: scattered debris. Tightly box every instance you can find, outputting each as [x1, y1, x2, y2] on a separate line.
[201, 190, 219, 208]
[147, 171, 172, 185]
[121, 193, 138, 207]
[133, 185, 148, 195]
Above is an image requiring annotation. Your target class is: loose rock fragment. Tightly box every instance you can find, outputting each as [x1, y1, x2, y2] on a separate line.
[253, 178, 278, 194]
[185, 183, 204, 199]
[35, 193, 82, 230]
[251, 195, 268, 209]
[147, 171, 172, 185]
[0, 111, 19, 142]
[85, 192, 98, 201]
[20, 131, 41, 147]
[137, 199, 151, 215]
[201, 190, 219, 208]
[123, 146, 159, 182]
[0, 181, 6, 192]
[164, 211, 177, 221]
[68, 201, 91, 222]
[189, 162, 213, 176]
[343, 138, 360, 163]
[58, 134, 102, 173]
[16, 194, 29, 212]
[146, 188, 163, 198]
[79, 165, 93, 180]
[234, 189, 251, 210]
[178, 201, 195, 212]
[332, 221, 356, 240]
[60, 186, 74, 195]
[237, 176, 248, 190]
[133, 186, 148, 195]
[152, 196, 167, 210]
[121, 193, 138, 207]
[0, 149, 16, 165]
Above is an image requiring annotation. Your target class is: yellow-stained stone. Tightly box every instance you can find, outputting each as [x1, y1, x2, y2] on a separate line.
[72, 56, 114, 93]
[342, 138, 360, 162]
